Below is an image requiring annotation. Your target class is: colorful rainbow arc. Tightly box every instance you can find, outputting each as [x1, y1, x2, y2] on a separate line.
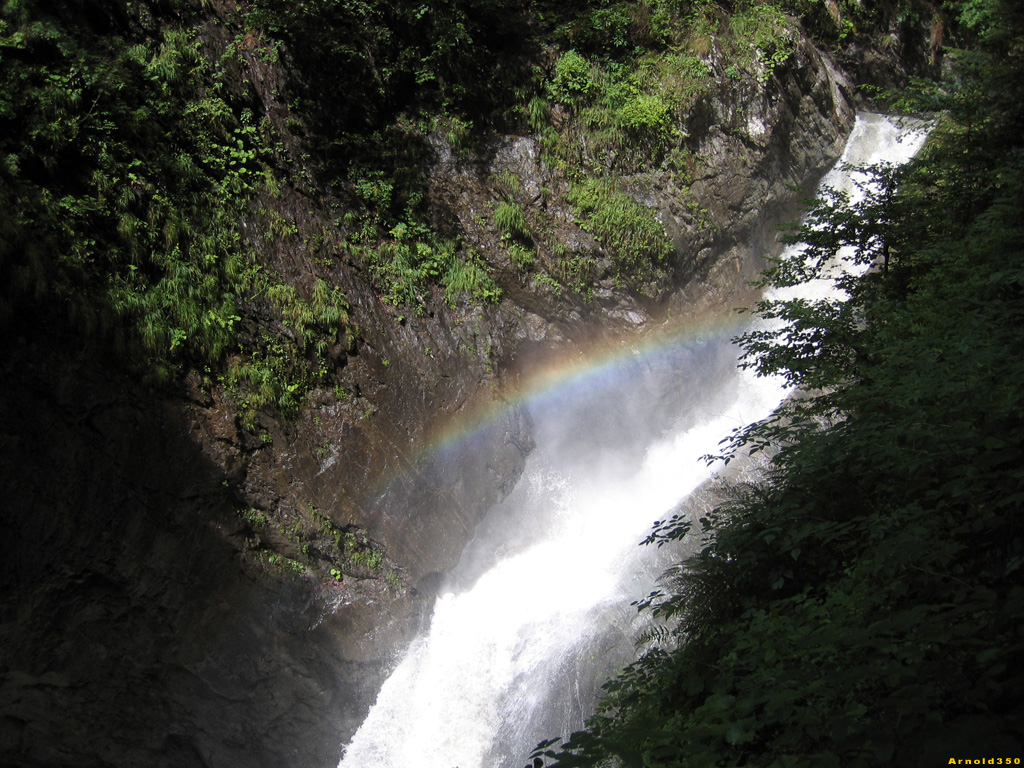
[368, 308, 753, 495]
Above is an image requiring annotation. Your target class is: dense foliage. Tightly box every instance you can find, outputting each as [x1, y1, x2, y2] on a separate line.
[532, 0, 1024, 765]
[0, 0, 945, 417]
[246, 0, 897, 301]
[0, 3, 261, 370]
[0, 0, 359, 424]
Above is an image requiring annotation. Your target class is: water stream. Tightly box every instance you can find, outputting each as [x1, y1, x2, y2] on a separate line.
[338, 113, 929, 768]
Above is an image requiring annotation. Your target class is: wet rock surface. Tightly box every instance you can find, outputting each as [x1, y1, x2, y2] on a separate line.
[0, 10, 902, 768]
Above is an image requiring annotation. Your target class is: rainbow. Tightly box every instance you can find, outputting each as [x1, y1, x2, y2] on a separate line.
[412, 307, 753, 476]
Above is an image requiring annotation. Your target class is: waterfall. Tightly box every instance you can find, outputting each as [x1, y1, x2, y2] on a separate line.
[337, 113, 929, 768]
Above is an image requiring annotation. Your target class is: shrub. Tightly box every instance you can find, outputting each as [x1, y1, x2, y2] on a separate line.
[617, 93, 674, 146]
[550, 50, 596, 107]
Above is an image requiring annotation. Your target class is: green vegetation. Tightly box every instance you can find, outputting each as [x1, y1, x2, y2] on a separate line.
[729, 3, 794, 83]
[240, 0, 530, 310]
[0, 10, 258, 373]
[535, 1, 812, 293]
[264, 552, 306, 577]
[0, 0, 946, 423]
[363, 222, 502, 310]
[526, 0, 936, 299]
[0, 0, 361, 425]
[300, 506, 388, 574]
[538, 1, 800, 171]
[241, 502, 397, 583]
[550, 49, 597, 108]
[240, 0, 905, 305]
[1, 0, 915, 409]
[534, 1, 1024, 765]
[568, 178, 671, 291]
[494, 200, 530, 240]
[507, 242, 537, 273]
[0, 0, 513, 429]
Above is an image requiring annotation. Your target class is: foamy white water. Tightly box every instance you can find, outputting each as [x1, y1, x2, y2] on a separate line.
[770, 113, 930, 305]
[338, 113, 928, 768]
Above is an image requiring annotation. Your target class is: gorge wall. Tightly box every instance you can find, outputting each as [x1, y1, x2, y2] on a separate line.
[0, 0, 935, 765]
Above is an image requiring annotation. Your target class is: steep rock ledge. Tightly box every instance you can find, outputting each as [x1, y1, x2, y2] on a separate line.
[1, 5, 893, 767]
[427, 32, 853, 339]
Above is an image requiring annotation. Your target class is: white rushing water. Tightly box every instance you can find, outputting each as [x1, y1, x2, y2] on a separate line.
[338, 114, 929, 768]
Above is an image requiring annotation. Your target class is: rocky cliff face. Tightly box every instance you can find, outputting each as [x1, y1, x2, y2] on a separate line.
[0, 1, 919, 764]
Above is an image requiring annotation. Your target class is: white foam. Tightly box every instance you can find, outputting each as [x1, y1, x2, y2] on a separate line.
[337, 113, 928, 768]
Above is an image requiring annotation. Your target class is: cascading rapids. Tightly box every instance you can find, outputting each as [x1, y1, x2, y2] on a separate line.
[337, 113, 929, 768]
